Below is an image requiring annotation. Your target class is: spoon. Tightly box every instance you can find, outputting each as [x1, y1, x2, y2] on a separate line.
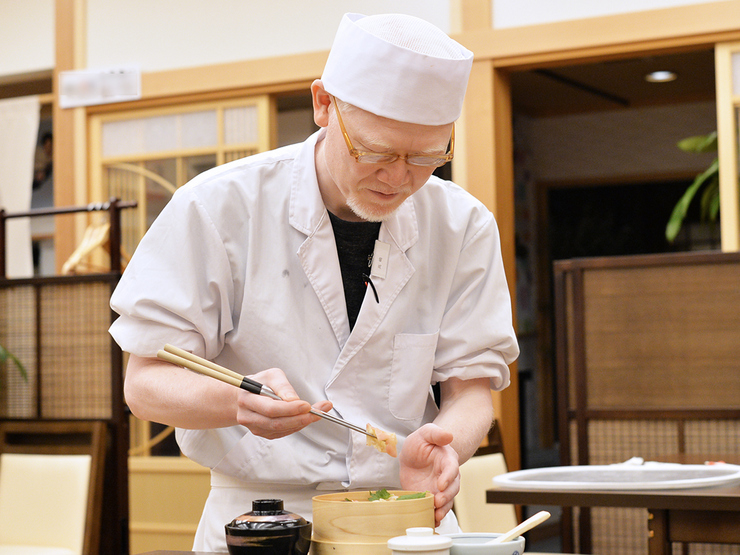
[485, 510, 551, 544]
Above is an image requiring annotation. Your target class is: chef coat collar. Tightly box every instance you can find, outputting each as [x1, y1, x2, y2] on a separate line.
[289, 129, 419, 252]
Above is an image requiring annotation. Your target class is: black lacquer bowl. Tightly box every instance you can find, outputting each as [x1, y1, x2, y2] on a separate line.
[225, 499, 312, 555]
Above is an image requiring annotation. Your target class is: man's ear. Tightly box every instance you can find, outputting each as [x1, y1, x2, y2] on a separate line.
[311, 79, 332, 128]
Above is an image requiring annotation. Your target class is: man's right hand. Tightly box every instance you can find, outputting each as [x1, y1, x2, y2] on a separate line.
[236, 367, 333, 439]
[124, 354, 331, 437]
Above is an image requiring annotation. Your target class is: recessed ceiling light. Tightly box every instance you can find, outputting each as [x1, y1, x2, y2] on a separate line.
[645, 70, 678, 83]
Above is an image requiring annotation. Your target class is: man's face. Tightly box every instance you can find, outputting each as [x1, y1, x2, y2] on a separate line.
[313, 87, 453, 222]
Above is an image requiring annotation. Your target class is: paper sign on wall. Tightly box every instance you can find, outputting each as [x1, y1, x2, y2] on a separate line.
[59, 66, 141, 109]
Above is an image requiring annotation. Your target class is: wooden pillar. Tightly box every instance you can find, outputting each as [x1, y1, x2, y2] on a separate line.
[491, 66, 520, 472]
[458, 56, 521, 471]
[451, 0, 492, 32]
[715, 42, 740, 252]
[53, 0, 87, 273]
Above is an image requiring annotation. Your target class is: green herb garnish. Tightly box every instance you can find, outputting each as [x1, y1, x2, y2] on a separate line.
[367, 488, 392, 501]
[397, 492, 428, 500]
[344, 489, 429, 501]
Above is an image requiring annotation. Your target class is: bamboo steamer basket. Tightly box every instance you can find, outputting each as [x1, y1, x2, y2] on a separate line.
[311, 490, 435, 555]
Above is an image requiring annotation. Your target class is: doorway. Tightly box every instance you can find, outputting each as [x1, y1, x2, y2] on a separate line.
[510, 47, 719, 470]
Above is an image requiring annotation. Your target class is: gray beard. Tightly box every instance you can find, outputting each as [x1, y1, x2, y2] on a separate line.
[346, 194, 398, 222]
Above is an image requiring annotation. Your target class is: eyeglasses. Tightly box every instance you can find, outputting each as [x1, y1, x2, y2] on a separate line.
[331, 96, 454, 167]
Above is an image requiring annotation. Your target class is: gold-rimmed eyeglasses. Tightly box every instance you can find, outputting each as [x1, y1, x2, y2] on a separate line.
[331, 96, 454, 167]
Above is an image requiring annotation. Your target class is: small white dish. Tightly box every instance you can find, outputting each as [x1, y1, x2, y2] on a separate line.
[446, 533, 525, 555]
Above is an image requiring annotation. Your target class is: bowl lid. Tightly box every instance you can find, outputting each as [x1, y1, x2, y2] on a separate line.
[226, 499, 310, 536]
[388, 527, 453, 551]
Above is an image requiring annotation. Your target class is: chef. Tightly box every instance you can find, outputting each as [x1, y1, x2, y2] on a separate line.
[110, 12, 519, 552]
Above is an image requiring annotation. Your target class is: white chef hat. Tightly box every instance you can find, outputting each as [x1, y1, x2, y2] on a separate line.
[321, 13, 474, 126]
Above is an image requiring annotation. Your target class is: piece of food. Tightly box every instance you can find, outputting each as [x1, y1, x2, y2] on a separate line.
[344, 489, 429, 502]
[366, 424, 398, 457]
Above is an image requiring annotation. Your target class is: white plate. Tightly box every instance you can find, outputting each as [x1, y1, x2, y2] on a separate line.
[492, 463, 740, 490]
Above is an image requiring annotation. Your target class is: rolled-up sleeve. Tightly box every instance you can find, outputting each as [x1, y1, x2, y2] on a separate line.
[432, 212, 519, 390]
[109, 186, 235, 360]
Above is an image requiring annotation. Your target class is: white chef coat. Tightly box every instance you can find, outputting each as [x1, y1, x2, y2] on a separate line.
[110, 129, 519, 551]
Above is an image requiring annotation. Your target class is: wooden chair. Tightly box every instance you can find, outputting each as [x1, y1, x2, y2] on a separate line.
[0, 453, 91, 554]
[455, 452, 519, 533]
[0, 421, 106, 555]
[456, 451, 570, 554]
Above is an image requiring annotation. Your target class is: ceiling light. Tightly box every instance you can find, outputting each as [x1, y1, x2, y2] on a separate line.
[645, 70, 678, 83]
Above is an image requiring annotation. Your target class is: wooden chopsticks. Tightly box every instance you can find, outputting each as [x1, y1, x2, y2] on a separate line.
[157, 344, 280, 398]
[156, 345, 375, 438]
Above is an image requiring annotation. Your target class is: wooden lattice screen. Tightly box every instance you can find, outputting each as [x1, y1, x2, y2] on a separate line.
[554, 251, 740, 555]
[0, 277, 117, 419]
[0, 199, 135, 555]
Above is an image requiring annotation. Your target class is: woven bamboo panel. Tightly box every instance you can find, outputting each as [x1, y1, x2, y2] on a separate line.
[0, 279, 114, 419]
[587, 419, 680, 465]
[39, 281, 112, 418]
[685, 420, 740, 455]
[592, 507, 648, 555]
[0, 284, 37, 418]
[581, 263, 740, 410]
[564, 272, 578, 413]
[688, 545, 740, 554]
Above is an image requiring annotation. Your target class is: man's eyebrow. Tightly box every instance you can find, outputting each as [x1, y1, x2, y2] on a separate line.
[353, 129, 393, 152]
[354, 130, 448, 155]
[416, 144, 449, 155]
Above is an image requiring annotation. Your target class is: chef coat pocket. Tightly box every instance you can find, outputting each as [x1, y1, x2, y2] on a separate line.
[389, 331, 439, 421]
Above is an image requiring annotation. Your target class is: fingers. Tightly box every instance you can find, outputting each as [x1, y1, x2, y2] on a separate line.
[399, 424, 454, 467]
[240, 389, 311, 418]
[406, 423, 453, 454]
[302, 400, 335, 426]
[436, 449, 460, 489]
[433, 471, 459, 526]
[311, 400, 334, 415]
[419, 422, 454, 447]
[435, 471, 460, 507]
[235, 368, 332, 439]
[434, 498, 454, 527]
[254, 367, 301, 401]
[236, 392, 313, 439]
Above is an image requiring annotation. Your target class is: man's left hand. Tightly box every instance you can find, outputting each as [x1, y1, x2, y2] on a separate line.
[398, 423, 459, 526]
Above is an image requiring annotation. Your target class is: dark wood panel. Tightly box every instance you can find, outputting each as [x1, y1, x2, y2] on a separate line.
[553, 251, 740, 552]
[667, 510, 740, 543]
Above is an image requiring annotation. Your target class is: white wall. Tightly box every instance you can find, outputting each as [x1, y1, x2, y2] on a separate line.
[493, 0, 723, 29]
[0, 0, 55, 76]
[86, 0, 449, 72]
[1, 0, 728, 78]
[0, 0, 449, 78]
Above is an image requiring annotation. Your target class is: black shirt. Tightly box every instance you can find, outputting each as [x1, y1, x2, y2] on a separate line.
[327, 211, 381, 330]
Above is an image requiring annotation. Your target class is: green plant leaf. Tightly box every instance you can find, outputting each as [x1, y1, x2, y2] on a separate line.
[677, 131, 717, 153]
[0, 344, 28, 382]
[700, 177, 720, 222]
[665, 158, 719, 242]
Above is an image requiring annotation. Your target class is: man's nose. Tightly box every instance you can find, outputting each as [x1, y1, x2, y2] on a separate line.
[378, 158, 409, 187]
